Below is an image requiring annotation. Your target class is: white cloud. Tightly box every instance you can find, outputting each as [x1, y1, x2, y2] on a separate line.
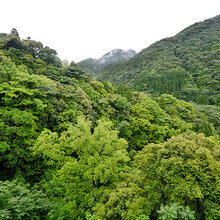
[1, 0, 219, 62]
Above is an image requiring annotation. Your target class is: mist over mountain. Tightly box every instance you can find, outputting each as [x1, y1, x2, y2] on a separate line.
[78, 49, 137, 76]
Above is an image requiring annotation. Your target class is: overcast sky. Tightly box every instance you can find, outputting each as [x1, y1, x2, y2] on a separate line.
[1, 0, 219, 62]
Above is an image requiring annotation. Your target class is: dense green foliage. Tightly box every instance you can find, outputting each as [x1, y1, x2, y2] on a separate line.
[98, 15, 220, 106]
[0, 28, 219, 219]
[0, 180, 51, 219]
[193, 104, 220, 134]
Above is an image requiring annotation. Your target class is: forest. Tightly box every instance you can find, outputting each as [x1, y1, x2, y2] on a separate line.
[0, 27, 219, 219]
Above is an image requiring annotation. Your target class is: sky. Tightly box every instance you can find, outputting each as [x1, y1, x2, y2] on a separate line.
[0, 0, 219, 62]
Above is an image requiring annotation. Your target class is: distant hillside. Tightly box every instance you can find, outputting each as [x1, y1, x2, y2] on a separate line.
[98, 15, 220, 105]
[78, 49, 137, 77]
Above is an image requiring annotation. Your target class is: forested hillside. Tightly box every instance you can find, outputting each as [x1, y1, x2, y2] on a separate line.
[0, 29, 219, 219]
[98, 15, 220, 106]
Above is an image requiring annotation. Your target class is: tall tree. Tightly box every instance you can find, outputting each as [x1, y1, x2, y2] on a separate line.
[10, 28, 19, 37]
[32, 116, 130, 219]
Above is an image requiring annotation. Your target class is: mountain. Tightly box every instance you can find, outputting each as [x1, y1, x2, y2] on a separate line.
[78, 49, 137, 77]
[98, 15, 220, 105]
[0, 29, 219, 220]
[98, 49, 137, 68]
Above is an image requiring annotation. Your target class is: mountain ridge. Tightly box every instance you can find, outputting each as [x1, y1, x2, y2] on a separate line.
[98, 15, 220, 106]
[78, 48, 137, 77]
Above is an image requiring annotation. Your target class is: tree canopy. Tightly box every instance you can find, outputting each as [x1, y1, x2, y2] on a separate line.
[0, 24, 219, 219]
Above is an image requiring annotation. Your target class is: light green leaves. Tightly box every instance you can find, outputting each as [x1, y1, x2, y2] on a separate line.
[33, 116, 130, 218]
[158, 203, 195, 220]
[135, 133, 220, 219]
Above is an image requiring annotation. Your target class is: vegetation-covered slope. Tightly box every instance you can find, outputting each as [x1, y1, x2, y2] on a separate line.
[78, 58, 103, 77]
[98, 15, 220, 106]
[0, 29, 219, 220]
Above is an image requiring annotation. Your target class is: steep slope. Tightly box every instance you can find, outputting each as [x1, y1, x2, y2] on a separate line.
[98, 15, 220, 105]
[78, 49, 137, 77]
